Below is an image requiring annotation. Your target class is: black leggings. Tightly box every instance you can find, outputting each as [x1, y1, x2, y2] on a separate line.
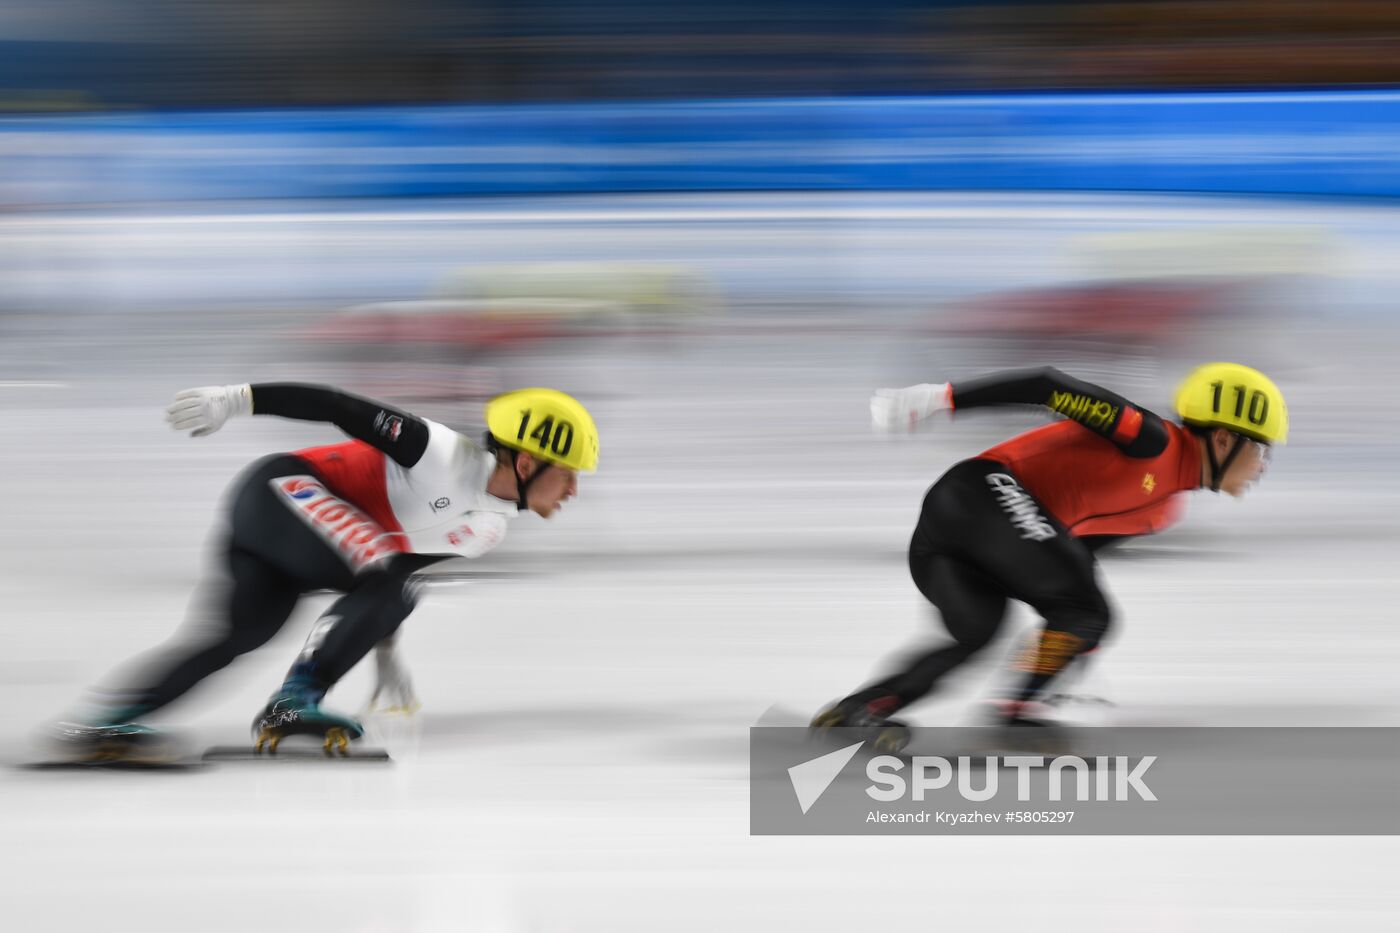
[854, 458, 1112, 710]
[103, 454, 442, 715]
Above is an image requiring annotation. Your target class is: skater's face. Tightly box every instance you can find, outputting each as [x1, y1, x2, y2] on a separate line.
[518, 456, 579, 518]
[1213, 430, 1270, 497]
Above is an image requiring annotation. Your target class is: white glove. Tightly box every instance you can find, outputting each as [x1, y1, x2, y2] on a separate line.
[165, 384, 253, 437]
[870, 382, 952, 432]
[365, 635, 421, 715]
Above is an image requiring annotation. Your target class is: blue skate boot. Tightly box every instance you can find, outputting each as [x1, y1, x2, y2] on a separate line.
[252, 668, 363, 756]
[47, 705, 181, 765]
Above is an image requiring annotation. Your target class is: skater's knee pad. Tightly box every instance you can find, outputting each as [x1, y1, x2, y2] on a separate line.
[380, 574, 423, 618]
[1075, 595, 1113, 650]
[1078, 610, 1112, 652]
[1039, 579, 1111, 629]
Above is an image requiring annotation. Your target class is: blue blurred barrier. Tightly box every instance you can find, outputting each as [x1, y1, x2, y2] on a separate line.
[3, 92, 1400, 204]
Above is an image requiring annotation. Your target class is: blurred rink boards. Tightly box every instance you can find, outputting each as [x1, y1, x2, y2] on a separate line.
[1, 91, 1394, 393]
[7, 91, 1400, 203]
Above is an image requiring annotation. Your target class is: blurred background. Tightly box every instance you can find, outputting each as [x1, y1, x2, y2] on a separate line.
[3, 2, 1399, 931]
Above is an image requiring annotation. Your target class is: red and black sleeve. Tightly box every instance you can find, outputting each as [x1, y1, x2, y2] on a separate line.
[250, 383, 431, 468]
[951, 367, 1168, 457]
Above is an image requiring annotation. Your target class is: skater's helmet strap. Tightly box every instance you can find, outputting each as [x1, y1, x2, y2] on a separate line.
[1198, 430, 1247, 493]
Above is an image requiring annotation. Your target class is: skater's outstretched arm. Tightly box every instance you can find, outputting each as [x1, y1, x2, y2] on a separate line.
[872, 367, 1167, 457]
[954, 367, 1167, 455]
[250, 383, 430, 466]
[165, 383, 430, 467]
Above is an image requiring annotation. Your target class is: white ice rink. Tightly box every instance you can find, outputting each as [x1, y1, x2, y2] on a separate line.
[2, 193, 1398, 931]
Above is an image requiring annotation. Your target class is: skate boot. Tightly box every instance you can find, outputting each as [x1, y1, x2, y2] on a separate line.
[252, 685, 363, 757]
[46, 707, 180, 765]
[985, 698, 1058, 727]
[810, 694, 911, 754]
[976, 699, 1074, 756]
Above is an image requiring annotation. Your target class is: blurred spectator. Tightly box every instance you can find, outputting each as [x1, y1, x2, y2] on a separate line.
[3, 0, 1400, 112]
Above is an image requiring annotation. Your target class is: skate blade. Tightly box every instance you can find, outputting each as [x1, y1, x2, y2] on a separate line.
[27, 745, 196, 770]
[203, 744, 391, 762]
[25, 760, 198, 771]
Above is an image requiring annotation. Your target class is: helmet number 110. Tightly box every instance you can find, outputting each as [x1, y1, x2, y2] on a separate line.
[1209, 381, 1269, 426]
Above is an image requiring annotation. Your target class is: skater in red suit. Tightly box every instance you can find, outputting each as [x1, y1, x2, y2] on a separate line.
[813, 363, 1287, 749]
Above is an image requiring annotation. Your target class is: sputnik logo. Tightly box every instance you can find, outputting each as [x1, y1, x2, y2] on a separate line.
[787, 741, 864, 814]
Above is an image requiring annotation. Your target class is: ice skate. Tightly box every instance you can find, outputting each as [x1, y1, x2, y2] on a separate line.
[984, 697, 1058, 727]
[251, 687, 364, 756]
[44, 712, 183, 766]
[810, 695, 912, 754]
[973, 699, 1076, 756]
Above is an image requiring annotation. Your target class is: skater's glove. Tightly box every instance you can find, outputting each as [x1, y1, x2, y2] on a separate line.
[165, 384, 253, 438]
[365, 636, 421, 715]
[870, 383, 952, 432]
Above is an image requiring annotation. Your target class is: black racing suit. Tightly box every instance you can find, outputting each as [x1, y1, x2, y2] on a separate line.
[847, 367, 1197, 717]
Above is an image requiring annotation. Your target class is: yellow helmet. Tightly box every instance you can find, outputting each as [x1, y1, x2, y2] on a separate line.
[1174, 362, 1288, 445]
[485, 388, 599, 473]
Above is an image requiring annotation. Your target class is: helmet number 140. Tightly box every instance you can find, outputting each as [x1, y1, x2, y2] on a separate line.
[516, 408, 575, 457]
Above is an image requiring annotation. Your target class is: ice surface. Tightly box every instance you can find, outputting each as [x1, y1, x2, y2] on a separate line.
[2, 193, 1397, 931]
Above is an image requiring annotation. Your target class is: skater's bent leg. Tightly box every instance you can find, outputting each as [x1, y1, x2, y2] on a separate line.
[1008, 589, 1113, 704]
[251, 549, 440, 745]
[281, 557, 429, 697]
[100, 549, 301, 715]
[850, 552, 1009, 712]
[913, 462, 1115, 708]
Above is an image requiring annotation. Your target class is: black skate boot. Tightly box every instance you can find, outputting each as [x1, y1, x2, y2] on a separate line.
[810, 694, 911, 754]
[985, 698, 1057, 727]
[975, 699, 1075, 756]
[252, 683, 363, 756]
